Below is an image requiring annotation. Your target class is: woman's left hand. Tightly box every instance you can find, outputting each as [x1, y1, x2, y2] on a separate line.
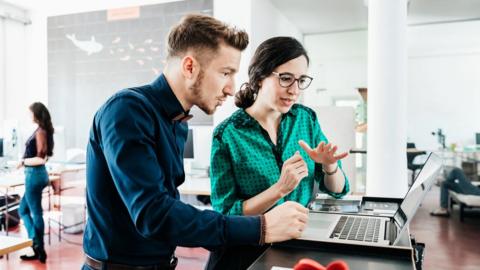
[298, 140, 348, 165]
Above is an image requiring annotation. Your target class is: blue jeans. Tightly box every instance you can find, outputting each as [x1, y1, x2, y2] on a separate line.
[440, 168, 480, 208]
[19, 165, 49, 248]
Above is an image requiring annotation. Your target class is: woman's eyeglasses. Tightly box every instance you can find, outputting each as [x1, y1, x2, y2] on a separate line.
[271, 72, 313, 90]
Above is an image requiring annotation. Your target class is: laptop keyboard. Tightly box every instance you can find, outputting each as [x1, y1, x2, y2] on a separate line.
[330, 216, 381, 242]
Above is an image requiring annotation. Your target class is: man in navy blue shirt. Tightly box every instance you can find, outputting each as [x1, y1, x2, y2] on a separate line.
[83, 14, 309, 270]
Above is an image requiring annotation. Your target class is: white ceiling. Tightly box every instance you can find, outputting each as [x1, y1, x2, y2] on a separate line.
[4, 0, 480, 33]
[271, 0, 480, 34]
[1, 0, 173, 16]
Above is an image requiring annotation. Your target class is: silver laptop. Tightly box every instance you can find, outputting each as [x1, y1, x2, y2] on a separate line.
[300, 153, 442, 246]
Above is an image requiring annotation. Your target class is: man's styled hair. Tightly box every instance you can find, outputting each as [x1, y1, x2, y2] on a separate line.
[167, 14, 249, 62]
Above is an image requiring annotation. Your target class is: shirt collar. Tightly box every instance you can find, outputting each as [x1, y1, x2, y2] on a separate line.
[233, 105, 298, 128]
[288, 105, 298, 116]
[233, 109, 256, 128]
[150, 74, 192, 122]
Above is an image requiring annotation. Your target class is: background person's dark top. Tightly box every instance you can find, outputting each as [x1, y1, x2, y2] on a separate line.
[23, 128, 53, 159]
[83, 74, 261, 266]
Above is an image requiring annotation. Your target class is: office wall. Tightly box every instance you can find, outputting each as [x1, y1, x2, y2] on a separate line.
[24, 0, 178, 110]
[304, 20, 480, 150]
[407, 21, 480, 149]
[250, 0, 303, 53]
[47, 0, 214, 151]
[303, 31, 367, 107]
[314, 106, 356, 191]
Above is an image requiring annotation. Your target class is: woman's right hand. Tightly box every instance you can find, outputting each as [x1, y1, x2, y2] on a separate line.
[275, 151, 308, 197]
[16, 160, 24, 170]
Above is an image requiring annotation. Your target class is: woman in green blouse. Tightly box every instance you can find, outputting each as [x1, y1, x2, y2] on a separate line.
[207, 37, 350, 270]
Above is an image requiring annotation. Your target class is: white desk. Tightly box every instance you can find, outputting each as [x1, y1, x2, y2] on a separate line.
[0, 171, 60, 189]
[48, 163, 86, 175]
[0, 236, 32, 256]
[44, 163, 86, 244]
[0, 172, 60, 235]
[47, 163, 86, 196]
[178, 176, 211, 196]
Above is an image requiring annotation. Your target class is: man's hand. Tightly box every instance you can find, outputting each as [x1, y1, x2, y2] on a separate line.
[264, 201, 309, 243]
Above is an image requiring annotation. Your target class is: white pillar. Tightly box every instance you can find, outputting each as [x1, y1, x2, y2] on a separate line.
[366, 0, 408, 198]
[0, 19, 5, 135]
[213, 0, 252, 126]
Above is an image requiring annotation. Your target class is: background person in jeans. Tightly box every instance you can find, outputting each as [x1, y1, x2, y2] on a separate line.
[430, 167, 480, 217]
[16, 102, 55, 263]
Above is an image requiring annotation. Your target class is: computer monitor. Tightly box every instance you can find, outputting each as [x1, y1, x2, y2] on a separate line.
[183, 129, 194, 159]
[476, 133, 480, 145]
[0, 138, 3, 157]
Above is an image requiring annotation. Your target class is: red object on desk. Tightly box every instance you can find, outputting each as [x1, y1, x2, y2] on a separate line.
[293, 259, 349, 270]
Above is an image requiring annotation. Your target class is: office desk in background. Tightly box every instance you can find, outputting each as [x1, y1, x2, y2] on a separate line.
[0, 236, 32, 256]
[178, 175, 211, 196]
[349, 148, 427, 155]
[47, 162, 86, 175]
[46, 162, 86, 197]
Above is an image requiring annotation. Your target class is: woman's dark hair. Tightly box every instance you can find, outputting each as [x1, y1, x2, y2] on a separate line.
[30, 102, 54, 135]
[29, 102, 54, 155]
[235, 36, 309, 109]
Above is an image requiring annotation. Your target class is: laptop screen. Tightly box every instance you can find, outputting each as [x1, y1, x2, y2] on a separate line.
[392, 153, 443, 242]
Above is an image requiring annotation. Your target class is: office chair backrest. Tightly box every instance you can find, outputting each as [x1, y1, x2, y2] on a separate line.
[406, 143, 418, 165]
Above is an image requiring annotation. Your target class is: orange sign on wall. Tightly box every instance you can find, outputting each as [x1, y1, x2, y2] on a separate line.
[107, 7, 140, 21]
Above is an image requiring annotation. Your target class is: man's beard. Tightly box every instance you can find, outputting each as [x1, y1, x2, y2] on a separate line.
[189, 70, 215, 115]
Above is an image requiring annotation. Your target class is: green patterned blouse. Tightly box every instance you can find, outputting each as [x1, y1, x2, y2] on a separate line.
[210, 104, 349, 216]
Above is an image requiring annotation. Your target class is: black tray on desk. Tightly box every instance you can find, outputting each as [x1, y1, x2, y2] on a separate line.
[248, 238, 415, 270]
[360, 196, 403, 214]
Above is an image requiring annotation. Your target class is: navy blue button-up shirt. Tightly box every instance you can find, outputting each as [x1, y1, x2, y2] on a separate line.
[83, 74, 261, 265]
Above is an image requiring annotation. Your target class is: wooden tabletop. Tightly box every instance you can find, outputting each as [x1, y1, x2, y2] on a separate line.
[0, 236, 32, 255]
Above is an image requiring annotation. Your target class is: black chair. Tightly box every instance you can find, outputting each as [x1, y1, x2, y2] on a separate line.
[407, 143, 427, 185]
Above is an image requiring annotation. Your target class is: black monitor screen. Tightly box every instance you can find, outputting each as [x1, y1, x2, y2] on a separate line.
[476, 133, 480, 145]
[183, 129, 194, 159]
[0, 138, 3, 157]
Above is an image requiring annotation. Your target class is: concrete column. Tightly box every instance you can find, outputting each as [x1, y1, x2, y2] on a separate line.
[366, 0, 408, 197]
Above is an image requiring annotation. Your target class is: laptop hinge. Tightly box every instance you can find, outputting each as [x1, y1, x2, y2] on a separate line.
[384, 219, 398, 245]
[307, 177, 320, 209]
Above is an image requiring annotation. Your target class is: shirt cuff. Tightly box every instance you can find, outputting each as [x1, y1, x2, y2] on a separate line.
[225, 215, 261, 246]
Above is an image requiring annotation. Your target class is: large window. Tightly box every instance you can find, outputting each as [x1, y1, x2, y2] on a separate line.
[0, 3, 30, 158]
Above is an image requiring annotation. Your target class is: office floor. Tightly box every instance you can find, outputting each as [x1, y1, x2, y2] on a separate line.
[1, 185, 479, 270]
[409, 185, 480, 270]
[0, 229, 209, 269]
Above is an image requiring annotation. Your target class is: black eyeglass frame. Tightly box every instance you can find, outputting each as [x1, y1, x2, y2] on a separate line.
[271, 71, 313, 90]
